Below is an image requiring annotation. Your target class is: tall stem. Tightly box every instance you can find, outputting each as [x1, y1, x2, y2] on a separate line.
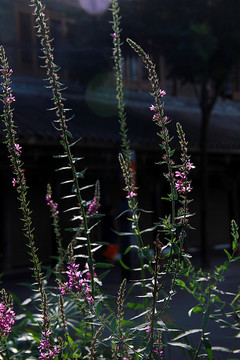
[30, 0, 95, 296]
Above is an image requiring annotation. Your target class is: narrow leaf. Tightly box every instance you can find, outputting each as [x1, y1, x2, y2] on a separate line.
[95, 262, 114, 268]
[120, 259, 132, 270]
[110, 318, 117, 332]
[172, 329, 202, 342]
[168, 342, 194, 351]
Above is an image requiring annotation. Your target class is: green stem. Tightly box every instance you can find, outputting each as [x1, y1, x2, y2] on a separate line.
[194, 278, 211, 360]
[30, 0, 96, 297]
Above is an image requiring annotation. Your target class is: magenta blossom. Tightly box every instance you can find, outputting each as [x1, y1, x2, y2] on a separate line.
[3, 93, 15, 104]
[127, 191, 136, 199]
[88, 197, 100, 215]
[38, 330, 59, 360]
[0, 303, 15, 338]
[12, 178, 17, 187]
[60, 262, 95, 304]
[186, 161, 195, 170]
[158, 89, 166, 97]
[175, 178, 192, 194]
[153, 113, 160, 120]
[46, 194, 59, 215]
[150, 104, 157, 111]
[14, 143, 22, 153]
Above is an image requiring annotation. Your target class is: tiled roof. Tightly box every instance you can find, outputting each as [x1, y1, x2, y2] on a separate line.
[1, 90, 240, 154]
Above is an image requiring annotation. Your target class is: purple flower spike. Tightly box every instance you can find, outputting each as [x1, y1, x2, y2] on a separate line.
[0, 302, 15, 338]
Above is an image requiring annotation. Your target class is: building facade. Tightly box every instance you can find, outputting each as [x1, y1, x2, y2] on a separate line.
[0, 0, 240, 269]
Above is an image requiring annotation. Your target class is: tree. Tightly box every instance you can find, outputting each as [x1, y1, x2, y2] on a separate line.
[122, 0, 240, 267]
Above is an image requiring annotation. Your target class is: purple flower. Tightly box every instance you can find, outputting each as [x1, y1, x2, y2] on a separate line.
[175, 171, 184, 178]
[88, 197, 100, 215]
[58, 283, 66, 295]
[0, 303, 15, 338]
[60, 262, 95, 304]
[3, 93, 15, 104]
[46, 194, 51, 202]
[186, 161, 195, 170]
[158, 89, 166, 97]
[46, 194, 59, 215]
[150, 104, 157, 111]
[153, 113, 160, 120]
[175, 179, 192, 194]
[112, 32, 117, 39]
[126, 191, 136, 199]
[14, 143, 22, 153]
[38, 330, 59, 359]
[12, 178, 17, 187]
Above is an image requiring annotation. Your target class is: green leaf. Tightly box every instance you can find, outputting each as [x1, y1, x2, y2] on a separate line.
[59, 139, 67, 150]
[120, 259, 132, 270]
[140, 225, 158, 234]
[110, 317, 117, 332]
[231, 255, 240, 262]
[127, 302, 144, 310]
[130, 309, 149, 321]
[115, 208, 131, 219]
[203, 307, 210, 331]
[76, 168, 87, 179]
[172, 329, 202, 341]
[80, 184, 94, 191]
[88, 257, 93, 274]
[161, 197, 172, 202]
[224, 249, 231, 261]
[61, 194, 76, 199]
[67, 335, 74, 346]
[168, 342, 194, 351]
[203, 338, 213, 360]
[66, 130, 73, 138]
[188, 306, 204, 317]
[96, 302, 102, 316]
[124, 245, 139, 255]
[53, 154, 68, 159]
[143, 247, 153, 262]
[175, 279, 187, 290]
[97, 269, 111, 281]
[113, 230, 136, 236]
[95, 262, 114, 268]
[143, 337, 153, 357]
[172, 243, 180, 254]
[60, 179, 74, 185]
[211, 346, 231, 352]
[156, 319, 168, 332]
[212, 295, 222, 303]
[69, 138, 81, 147]
[55, 166, 71, 172]
[120, 320, 135, 327]
[63, 206, 80, 213]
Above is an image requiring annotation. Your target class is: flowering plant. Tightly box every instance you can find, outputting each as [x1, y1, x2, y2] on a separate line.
[0, 0, 240, 359]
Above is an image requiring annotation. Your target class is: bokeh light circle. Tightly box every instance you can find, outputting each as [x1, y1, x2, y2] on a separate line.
[79, 0, 111, 15]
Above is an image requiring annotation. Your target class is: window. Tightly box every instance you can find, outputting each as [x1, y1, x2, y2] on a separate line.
[129, 56, 138, 80]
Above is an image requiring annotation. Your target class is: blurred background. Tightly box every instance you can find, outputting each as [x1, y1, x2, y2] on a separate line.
[1, 0, 240, 271]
